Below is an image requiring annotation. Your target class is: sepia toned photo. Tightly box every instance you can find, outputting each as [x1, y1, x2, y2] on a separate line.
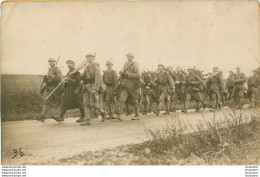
[1, 0, 260, 166]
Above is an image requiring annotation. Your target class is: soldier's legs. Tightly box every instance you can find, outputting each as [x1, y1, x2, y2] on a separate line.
[210, 91, 217, 109]
[90, 92, 106, 122]
[129, 89, 140, 119]
[142, 95, 149, 115]
[183, 93, 191, 113]
[105, 93, 115, 119]
[117, 89, 130, 119]
[81, 91, 92, 125]
[163, 96, 171, 115]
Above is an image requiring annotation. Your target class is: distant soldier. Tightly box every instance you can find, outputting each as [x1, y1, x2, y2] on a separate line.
[52, 60, 85, 122]
[207, 67, 224, 111]
[183, 68, 206, 113]
[103, 60, 118, 119]
[80, 53, 106, 125]
[116, 53, 141, 120]
[154, 64, 175, 115]
[141, 71, 152, 115]
[173, 67, 186, 111]
[248, 70, 260, 107]
[227, 71, 234, 100]
[233, 67, 247, 109]
[36, 58, 62, 122]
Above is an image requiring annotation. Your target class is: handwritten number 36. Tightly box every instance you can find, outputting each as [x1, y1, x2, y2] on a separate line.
[12, 147, 24, 159]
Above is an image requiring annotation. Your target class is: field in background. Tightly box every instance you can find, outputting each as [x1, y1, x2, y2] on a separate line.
[1, 75, 80, 121]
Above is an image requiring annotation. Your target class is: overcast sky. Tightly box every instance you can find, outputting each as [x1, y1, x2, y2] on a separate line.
[1, 1, 259, 77]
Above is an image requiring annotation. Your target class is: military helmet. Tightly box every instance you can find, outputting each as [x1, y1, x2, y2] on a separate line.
[126, 52, 134, 57]
[187, 67, 193, 70]
[106, 60, 113, 65]
[213, 66, 218, 70]
[236, 66, 241, 69]
[86, 53, 96, 57]
[158, 64, 164, 68]
[48, 58, 56, 62]
[66, 60, 75, 65]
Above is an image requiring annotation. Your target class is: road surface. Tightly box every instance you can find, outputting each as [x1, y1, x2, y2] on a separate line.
[1, 108, 252, 165]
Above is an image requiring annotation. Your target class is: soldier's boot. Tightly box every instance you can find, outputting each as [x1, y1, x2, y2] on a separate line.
[210, 100, 216, 112]
[125, 104, 132, 116]
[36, 105, 48, 122]
[51, 115, 63, 122]
[76, 109, 85, 123]
[163, 102, 170, 115]
[183, 101, 189, 113]
[142, 104, 148, 115]
[195, 101, 201, 112]
[101, 110, 107, 122]
[81, 107, 92, 126]
[132, 101, 140, 120]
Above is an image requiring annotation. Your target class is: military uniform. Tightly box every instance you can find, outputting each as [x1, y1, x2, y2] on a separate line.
[154, 67, 175, 115]
[141, 71, 152, 115]
[173, 70, 186, 110]
[38, 60, 62, 122]
[207, 70, 224, 110]
[184, 70, 206, 112]
[248, 71, 260, 107]
[103, 68, 119, 119]
[117, 56, 140, 120]
[227, 73, 234, 100]
[53, 65, 85, 122]
[81, 59, 106, 125]
[233, 70, 247, 108]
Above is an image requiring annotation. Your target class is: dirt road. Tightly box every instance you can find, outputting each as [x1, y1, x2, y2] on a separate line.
[1, 108, 252, 165]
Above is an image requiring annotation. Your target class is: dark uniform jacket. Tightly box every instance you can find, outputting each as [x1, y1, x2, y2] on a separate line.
[155, 70, 175, 94]
[82, 62, 102, 92]
[62, 69, 83, 109]
[186, 73, 202, 92]
[44, 66, 62, 94]
[207, 71, 224, 91]
[121, 61, 140, 90]
[233, 72, 247, 89]
[103, 70, 119, 93]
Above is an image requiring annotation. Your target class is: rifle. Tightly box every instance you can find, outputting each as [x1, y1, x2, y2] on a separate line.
[40, 56, 60, 94]
[44, 58, 89, 102]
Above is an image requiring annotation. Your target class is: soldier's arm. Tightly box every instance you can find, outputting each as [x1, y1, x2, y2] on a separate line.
[113, 71, 119, 85]
[93, 64, 102, 91]
[48, 68, 62, 83]
[166, 72, 175, 89]
[68, 72, 81, 85]
[194, 75, 202, 85]
[127, 63, 140, 79]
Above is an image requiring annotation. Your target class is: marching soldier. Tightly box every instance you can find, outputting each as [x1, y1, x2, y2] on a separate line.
[248, 70, 260, 107]
[36, 58, 62, 122]
[52, 60, 85, 122]
[207, 67, 224, 111]
[116, 52, 141, 120]
[80, 53, 107, 125]
[103, 60, 119, 119]
[233, 67, 247, 109]
[154, 64, 175, 115]
[173, 67, 186, 111]
[183, 68, 206, 113]
[227, 71, 234, 100]
[141, 71, 152, 115]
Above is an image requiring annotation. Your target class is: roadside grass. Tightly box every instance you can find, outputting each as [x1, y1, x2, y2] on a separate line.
[55, 109, 260, 165]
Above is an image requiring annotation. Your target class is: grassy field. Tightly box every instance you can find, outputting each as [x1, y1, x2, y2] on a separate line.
[1, 75, 81, 121]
